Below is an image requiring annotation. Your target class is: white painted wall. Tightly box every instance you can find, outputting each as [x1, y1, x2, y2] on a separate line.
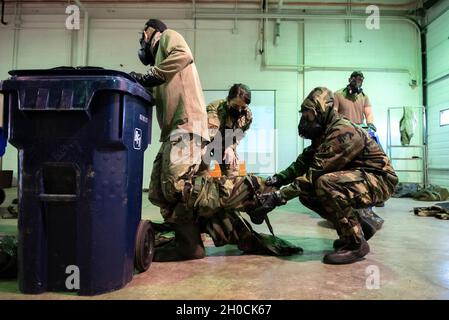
[0, 5, 422, 187]
[426, 9, 449, 189]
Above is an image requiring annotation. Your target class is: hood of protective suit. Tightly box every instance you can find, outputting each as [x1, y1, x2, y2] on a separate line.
[300, 87, 337, 129]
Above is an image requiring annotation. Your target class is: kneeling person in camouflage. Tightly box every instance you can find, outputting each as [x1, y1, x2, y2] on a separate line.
[250, 87, 398, 265]
[154, 169, 302, 261]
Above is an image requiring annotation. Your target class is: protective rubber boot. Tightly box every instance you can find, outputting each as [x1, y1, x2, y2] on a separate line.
[357, 208, 384, 230]
[333, 216, 376, 249]
[324, 237, 370, 265]
[370, 211, 385, 230]
[153, 221, 205, 262]
[375, 202, 385, 207]
[249, 210, 266, 225]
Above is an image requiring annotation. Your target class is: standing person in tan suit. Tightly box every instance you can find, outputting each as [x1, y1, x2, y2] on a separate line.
[333, 71, 376, 131]
[334, 71, 385, 228]
[130, 19, 210, 261]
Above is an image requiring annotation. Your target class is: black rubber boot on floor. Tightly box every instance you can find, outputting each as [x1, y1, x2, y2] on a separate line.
[153, 221, 205, 262]
[324, 237, 370, 265]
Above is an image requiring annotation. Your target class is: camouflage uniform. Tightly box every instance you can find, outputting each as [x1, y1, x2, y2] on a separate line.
[198, 99, 253, 177]
[277, 89, 398, 244]
[148, 134, 206, 223]
[200, 99, 254, 251]
[154, 172, 301, 260]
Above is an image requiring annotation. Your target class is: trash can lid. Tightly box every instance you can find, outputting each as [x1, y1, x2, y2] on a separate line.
[1, 67, 154, 111]
[8, 67, 136, 82]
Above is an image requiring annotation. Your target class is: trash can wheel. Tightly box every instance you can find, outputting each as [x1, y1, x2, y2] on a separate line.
[134, 220, 155, 273]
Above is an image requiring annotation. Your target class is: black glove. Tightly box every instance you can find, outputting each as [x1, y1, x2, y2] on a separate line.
[265, 175, 284, 188]
[129, 69, 165, 87]
[250, 190, 287, 225]
[367, 122, 377, 132]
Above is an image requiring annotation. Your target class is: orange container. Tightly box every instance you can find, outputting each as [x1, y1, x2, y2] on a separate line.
[238, 161, 246, 176]
[209, 161, 246, 177]
[210, 161, 222, 177]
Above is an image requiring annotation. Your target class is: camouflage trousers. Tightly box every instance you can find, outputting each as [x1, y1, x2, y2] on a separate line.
[298, 170, 398, 242]
[148, 134, 206, 222]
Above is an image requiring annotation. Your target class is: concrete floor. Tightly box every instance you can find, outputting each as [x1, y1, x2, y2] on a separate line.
[1, 187, 449, 300]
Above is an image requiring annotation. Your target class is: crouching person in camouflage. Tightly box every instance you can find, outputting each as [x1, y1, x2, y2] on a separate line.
[250, 87, 398, 265]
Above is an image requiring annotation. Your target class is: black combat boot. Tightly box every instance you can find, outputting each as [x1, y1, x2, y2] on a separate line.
[333, 216, 377, 249]
[153, 221, 205, 262]
[324, 237, 370, 265]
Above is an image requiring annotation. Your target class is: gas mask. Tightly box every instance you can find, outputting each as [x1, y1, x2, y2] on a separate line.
[138, 31, 158, 66]
[137, 19, 166, 66]
[347, 84, 363, 95]
[347, 78, 363, 95]
[297, 113, 324, 140]
[229, 106, 246, 119]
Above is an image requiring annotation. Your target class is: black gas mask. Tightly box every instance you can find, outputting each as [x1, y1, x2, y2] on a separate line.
[347, 83, 363, 95]
[137, 19, 167, 66]
[229, 106, 246, 119]
[297, 113, 324, 140]
[347, 76, 363, 95]
[138, 33, 155, 66]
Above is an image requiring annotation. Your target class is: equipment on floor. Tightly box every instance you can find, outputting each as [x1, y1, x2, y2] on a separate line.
[414, 202, 449, 220]
[393, 182, 449, 201]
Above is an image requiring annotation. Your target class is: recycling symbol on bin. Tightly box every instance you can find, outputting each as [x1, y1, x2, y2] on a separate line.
[133, 128, 142, 150]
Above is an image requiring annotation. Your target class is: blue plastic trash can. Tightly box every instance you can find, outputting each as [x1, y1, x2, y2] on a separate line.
[0, 67, 154, 295]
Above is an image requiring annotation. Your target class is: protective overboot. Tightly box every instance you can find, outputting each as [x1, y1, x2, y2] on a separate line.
[333, 216, 376, 249]
[370, 211, 384, 230]
[375, 202, 385, 207]
[357, 208, 384, 230]
[324, 237, 370, 265]
[249, 210, 266, 225]
[153, 221, 205, 262]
